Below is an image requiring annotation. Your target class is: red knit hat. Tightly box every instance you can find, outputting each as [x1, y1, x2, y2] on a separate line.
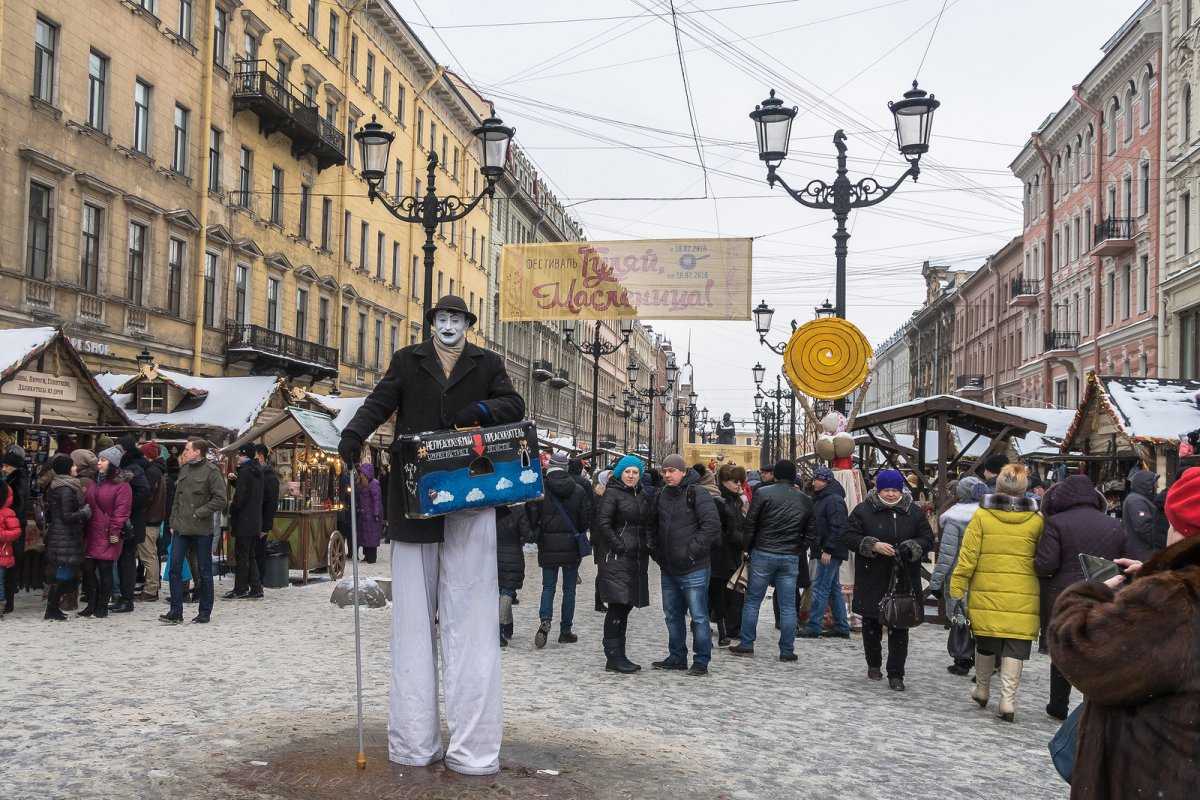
[1165, 467, 1200, 539]
[139, 441, 161, 461]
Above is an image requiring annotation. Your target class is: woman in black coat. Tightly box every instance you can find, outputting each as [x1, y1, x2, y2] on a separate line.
[843, 470, 933, 691]
[43, 454, 91, 620]
[712, 464, 747, 645]
[496, 503, 531, 646]
[1034, 474, 1126, 719]
[594, 455, 650, 674]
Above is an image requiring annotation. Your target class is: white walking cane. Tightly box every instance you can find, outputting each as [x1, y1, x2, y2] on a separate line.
[348, 467, 367, 770]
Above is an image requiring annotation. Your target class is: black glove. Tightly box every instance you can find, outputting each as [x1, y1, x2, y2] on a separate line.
[452, 402, 485, 428]
[898, 539, 924, 563]
[338, 432, 362, 467]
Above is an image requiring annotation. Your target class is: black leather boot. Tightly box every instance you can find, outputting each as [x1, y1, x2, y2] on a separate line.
[45, 583, 67, 621]
[717, 618, 730, 647]
[604, 637, 639, 674]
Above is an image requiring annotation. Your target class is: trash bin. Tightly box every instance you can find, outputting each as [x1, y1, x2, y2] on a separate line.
[263, 553, 290, 589]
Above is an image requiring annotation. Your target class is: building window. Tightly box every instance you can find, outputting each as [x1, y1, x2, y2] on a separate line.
[33, 16, 57, 103]
[390, 324, 398, 356]
[1107, 99, 1118, 155]
[133, 80, 151, 153]
[81, 204, 102, 293]
[382, 70, 391, 110]
[1083, 287, 1092, 336]
[270, 166, 284, 224]
[306, 0, 318, 35]
[1055, 380, 1068, 410]
[1186, 85, 1193, 144]
[1124, 86, 1136, 142]
[1123, 175, 1132, 218]
[1140, 254, 1150, 312]
[127, 222, 147, 302]
[320, 197, 332, 250]
[1137, 160, 1150, 215]
[137, 382, 166, 414]
[328, 11, 339, 56]
[346, 116, 357, 168]
[452, 148, 459, 181]
[25, 182, 53, 280]
[167, 237, 183, 316]
[470, 227, 477, 261]
[441, 134, 448, 166]
[343, 211, 351, 260]
[417, 108, 424, 145]
[394, 159, 403, 197]
[340, 305, 349, 356]
[357, 311, 367, 365]
[1184, 192, 1192, 254]
[296, 287, 309, 338]
[1182, 307, 1200, 378]
[234, 265, 248, 325]
[243, 29, 259, 61]
[172, 104, 189, 174]
[1084, 207, 1093, 250]
[266, 277, 280, 330]
[392, 242, 400, 286]
[208, 128, 222, 193]
[87, 51, 107, 129]
[205, 253, 218, 327]
[365, 51, 374, 95]
[1122, 263, 1132, 320]
[299, 184, 310, 240]
[376, 231, 384, 279]
[374, 319, 383, 368]
[318, 297, 330, 346]
[178, 0, 193, 40]
[411, 256, 419, 299]
[349, 34, 358, 79]
[1107, 272, 1116, 325]
[437, 271, 443, 297]
[213, 6, 228, 67]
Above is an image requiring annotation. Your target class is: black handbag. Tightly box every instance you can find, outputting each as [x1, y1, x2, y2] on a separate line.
[878, 555, 924, 629]
[548, 492, 591, 560]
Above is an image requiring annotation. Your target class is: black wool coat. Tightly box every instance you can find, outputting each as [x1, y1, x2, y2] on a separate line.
[594, 480, 650, 608]
[44, 479, 89, 568]
[342, 339, 526, 544]
[529, 471, 589, 568]
[496, 504, 532, 592]
[260, 465, 280, 533]
[118, 451, 152, 544]
[711, 485, 746, 580]
[843, 491, 933, 618]
[230, 460, 264, 538]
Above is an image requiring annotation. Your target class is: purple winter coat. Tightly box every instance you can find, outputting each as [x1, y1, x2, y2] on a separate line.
[84, 469, 132, 562]
[353, 463, 384, 548]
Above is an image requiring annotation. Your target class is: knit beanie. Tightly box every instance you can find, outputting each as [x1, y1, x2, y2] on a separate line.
[613, 454, 644, 481]
[98, 445, 124, 467]
[662, 454, 687, 472]
[813, 465, 835, 483]
[547, 454, 569, 474]
[1166, 466, 1200, 538]
[773, 460, 797, 483]
[71, 449, 97, 473]
[956, 475, 985, 503]
[139, 441, 161, 461]
[2, 452, 24, 469]
[876, 469, 905, 492]
[51, 454, 73, 475]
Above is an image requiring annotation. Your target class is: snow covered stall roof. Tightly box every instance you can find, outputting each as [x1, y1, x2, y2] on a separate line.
[1063, 374, 1200, 451]
[222, 406, 342, 455]
[0, 327, 132, 427]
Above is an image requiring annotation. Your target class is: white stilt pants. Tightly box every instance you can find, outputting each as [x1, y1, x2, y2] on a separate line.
[388, 507, 502, 775]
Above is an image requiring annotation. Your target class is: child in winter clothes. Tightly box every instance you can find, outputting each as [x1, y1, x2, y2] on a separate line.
[0, 482, 24, 617]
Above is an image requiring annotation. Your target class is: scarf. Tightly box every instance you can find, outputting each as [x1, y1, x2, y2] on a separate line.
[432, 336, 465, 379]
[51, 473, 85, 501]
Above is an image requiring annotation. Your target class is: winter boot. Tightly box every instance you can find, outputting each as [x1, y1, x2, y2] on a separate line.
[558, 628, 578, 644]
[595, 596, 607, 613]
[604, 637, 639, 674]
[716, 618, 731, 647]
[997, 657, 1024, 722]
[498, 594, 514, 645]
[44, 583, 67, 621]
[618, 634, 642, 672]
[534, 619, 551, 649]
[972, 652, 996, 708]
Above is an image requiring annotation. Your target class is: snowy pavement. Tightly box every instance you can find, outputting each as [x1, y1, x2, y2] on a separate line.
[0, 549, 1071, 799]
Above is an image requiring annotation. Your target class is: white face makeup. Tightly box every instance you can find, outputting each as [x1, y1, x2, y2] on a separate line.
[433, 310, 468, 346]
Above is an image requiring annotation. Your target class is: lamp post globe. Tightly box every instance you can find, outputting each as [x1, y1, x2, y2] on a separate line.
[888, 81, 939, 161]
[473, 108, 516, 180]
[619, 317, 636, 337]
[815, 299, 837, 319]
[752, 361, 766, 386]
[754, 393, 763, 411]
[749, 89, 797, 167]
[354, 115, 395, 188]
[666, 361, 679, 386]
[627, 360, 640, 384]
[752, 300, 775, 336]
[688, 389, 698, 406]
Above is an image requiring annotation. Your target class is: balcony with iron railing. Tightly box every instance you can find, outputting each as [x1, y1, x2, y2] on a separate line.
[955, 374, 986, 393]
[225, 323, 339, 381]
[232, 60, 345, 172]
[1010, 277, 1040, 307]
[1091, 217, 1135, 257]
[1043, 331, 1080, 354]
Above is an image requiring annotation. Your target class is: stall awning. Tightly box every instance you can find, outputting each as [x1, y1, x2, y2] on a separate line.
[222, 406, 341, 455]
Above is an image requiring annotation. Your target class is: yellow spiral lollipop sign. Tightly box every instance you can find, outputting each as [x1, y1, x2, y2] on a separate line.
[782, 317, 873, 400]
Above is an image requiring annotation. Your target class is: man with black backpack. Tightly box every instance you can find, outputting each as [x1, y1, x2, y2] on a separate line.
[647, 454, 721, 676]
[529, 454, 590, 648]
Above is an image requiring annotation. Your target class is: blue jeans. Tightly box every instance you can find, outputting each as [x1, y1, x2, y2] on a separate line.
[740, 550, 800, 656]
[539, 564, 578, 633]
[805, 558, 850, 635]
[0, 565, 6, 603]
[169, 533, 213, 618]
[661, 568, 712, 667]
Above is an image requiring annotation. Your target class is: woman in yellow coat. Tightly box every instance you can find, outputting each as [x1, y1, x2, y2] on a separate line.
[949, 463, 1044, 722]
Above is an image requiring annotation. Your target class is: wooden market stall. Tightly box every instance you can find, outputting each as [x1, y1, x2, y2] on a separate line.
[223, 406, 349, 583]
[1061, 373, 1200, 493]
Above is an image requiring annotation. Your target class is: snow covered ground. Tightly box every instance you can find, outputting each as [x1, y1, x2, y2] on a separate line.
[0, 550, 1070, 799]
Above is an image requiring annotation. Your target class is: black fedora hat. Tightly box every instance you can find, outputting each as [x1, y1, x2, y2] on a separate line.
[425, 294, 477, 327]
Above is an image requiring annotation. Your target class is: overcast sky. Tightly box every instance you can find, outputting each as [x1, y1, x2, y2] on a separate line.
[391, 0, 1143, 422]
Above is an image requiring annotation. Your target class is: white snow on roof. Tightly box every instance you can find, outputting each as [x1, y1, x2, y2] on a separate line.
[0, 327, 57, 377]
[1005, 407, 1077, 456]
[306, 392, 367, 433]
[1103, 378, 1200, 442]
[95, 369, 280, 435]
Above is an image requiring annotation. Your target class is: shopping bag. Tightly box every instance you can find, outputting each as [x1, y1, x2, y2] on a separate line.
[1048, 702, 1084, 784]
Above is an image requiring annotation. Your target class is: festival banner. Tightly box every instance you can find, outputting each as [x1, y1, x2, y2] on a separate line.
[500, 237, 752, 321]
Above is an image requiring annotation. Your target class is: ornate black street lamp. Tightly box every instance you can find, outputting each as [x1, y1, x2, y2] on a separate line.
[754, 367, 796, 461]
[749, 83, 939, 320]
[564, 319, 635, 463]
[627, 356, 677, 467]
[666, 398, 696, 451]
[355, 109, 515, 340]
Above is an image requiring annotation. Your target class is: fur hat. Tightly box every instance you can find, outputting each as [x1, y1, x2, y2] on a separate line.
[51, 454, 73, 475]
[876, 469, 905, 492]
[662, 454, 687, 472]
[1166, 467, 1200, 538]
[139, 441, 161, 461]
[995, 463, 1030, 497]
[773, 460, 797, 482]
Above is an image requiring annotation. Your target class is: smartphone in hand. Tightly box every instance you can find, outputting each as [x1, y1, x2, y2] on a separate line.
[1078, 553, 1122, 583]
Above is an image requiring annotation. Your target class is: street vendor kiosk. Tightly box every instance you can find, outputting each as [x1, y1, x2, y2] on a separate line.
[224, 406, 349, 582]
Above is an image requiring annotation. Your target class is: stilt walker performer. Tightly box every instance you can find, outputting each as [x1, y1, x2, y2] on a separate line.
[338, 295, 526, 775]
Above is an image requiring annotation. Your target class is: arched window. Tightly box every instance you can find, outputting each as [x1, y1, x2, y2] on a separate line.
[1082, 125, 1094, 178]
[1107, 98, 1119, 154]
[1066, 144, 1075, 187]
[1141, 66, 1153, 128]
[1034, 173, 1041, 215]
[1025, 183, 1032, 226]
[1055, 154, 1063, 198]
[1125, 82, 1137, 141]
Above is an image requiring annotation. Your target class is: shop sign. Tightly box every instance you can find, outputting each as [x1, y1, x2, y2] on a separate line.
[1, 371, 78, 401]
[69, 337, 111, 356]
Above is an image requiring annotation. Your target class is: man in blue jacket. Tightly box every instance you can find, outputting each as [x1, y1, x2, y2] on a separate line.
[798, 466, 851, 639]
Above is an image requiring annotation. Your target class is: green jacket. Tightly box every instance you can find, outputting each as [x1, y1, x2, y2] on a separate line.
[170, 459, 228, 536]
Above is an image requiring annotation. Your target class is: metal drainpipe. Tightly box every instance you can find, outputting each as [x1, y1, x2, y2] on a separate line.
[190, 0, 218, 375]
[1158, 11, 1170, 376]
